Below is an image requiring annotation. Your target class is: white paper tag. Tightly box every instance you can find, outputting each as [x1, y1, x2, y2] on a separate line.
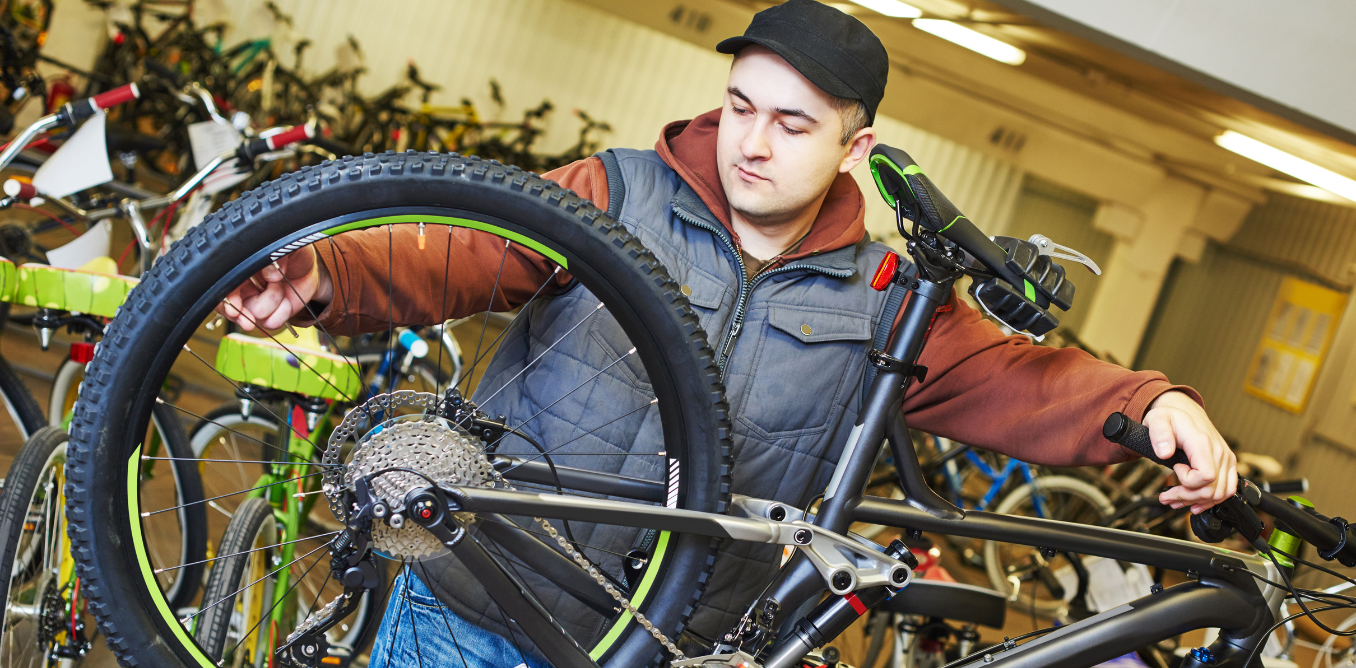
[187, 121, 242, 171]
[1053, 556, 1154, 613]
[168, 189, 214, 242]
[199, 158, 250, 196]
[32, 113, 114, 199]
[46, 220, 112, 269]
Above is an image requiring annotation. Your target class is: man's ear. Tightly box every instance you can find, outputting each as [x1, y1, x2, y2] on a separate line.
[839, 127, 877, 173]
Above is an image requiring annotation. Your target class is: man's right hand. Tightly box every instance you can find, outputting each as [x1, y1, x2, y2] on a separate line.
[217, 247, 333, 332]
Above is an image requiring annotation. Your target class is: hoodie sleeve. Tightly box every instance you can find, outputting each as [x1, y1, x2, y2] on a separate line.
[298, 157, 607, 335]
[900, 292, 1202, 467]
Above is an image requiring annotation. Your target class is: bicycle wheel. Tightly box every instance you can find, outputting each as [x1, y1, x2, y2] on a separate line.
[983, 476, 1114, 615]
[66, 152, 731, 668]
[195, 497, 279, 665]
[0, 353, 44, 442]
[0, 427, 92, 665]
[49, 355, 208, 613]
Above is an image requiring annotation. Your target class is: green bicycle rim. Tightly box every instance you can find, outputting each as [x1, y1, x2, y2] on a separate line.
[128, 444, 214, 667]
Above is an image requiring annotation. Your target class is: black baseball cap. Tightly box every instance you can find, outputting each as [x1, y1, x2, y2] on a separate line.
[716, 0, 889, 124]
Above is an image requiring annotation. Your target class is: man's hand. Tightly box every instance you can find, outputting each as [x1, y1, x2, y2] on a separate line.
[1144, 391, 1237, 514]
[216, 247, 333, 332]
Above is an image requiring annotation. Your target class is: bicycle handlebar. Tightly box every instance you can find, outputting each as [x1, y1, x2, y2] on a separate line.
[67, 83, 141, 123]
[3, 179, 36, 200]
[869, 145, 1014, 284]
[237, 124, 315, 162]
[1103, 411, 1356, 566]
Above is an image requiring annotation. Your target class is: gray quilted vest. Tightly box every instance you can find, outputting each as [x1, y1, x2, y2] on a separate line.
[424, 148, 900, 648]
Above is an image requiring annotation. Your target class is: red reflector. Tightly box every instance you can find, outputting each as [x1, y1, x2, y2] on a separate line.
[871, 252, 900, 291]
[70, 342, 95, 364]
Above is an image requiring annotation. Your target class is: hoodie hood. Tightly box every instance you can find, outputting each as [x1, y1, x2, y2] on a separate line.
[655, 108, 867, 263]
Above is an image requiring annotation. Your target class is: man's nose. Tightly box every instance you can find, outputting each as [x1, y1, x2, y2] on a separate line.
[740, 121, 773, 161]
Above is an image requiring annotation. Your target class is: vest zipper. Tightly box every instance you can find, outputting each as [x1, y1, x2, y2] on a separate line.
[671, 205, 748, 375]
[671, 204, 855, 379]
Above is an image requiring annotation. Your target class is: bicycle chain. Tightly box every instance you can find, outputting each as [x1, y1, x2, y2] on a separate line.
[317, 390, 685, 660]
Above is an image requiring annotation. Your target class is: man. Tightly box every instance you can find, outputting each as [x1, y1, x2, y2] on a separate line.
[221, 0, 1235, 663]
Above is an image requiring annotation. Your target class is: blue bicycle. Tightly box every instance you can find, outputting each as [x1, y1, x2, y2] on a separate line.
[922, 435, 1114, 615]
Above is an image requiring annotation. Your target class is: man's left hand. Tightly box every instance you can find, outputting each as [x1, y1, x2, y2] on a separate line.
[1143, 391, 1237, 514]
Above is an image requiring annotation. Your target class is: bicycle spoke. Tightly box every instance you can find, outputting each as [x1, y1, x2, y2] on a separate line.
[220, 299, 359, 405]
[487, 347, 636, 451]
[402, 562, 427, 668]
[454, 266, 562, 402]
[498, 398, 656, 474]
[462, 239, 511, 394]
[433, 227, 454, 400]
[153, 531, 340, 574]
[144, 457, 335, 467]
[141, 471, 327, 517]
[478, 517, 644, 563]
[462, 302, 605, 420]
[480, 538, 535, 668]
[383, 559, 406, 668]
[184, 541, 330, 623]
[218, 545, 326, 661]
[415, 560, 472, 668]
[273, 260, 366, 385]
[176, 346, 329, 451]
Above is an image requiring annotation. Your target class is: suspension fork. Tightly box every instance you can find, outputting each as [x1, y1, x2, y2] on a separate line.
[750, 272, 961, 654]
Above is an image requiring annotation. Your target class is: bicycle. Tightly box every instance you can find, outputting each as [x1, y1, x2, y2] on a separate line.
[0, 95, 316, 663]
[62, 146, 1356, 668]
[909, 435, 1113, 615]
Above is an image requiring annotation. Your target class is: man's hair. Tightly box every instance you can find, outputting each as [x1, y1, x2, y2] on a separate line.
[829, 95, 869, 145]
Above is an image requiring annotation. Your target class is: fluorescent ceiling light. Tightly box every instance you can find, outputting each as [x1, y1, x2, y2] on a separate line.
[848, 0, 922, 19]
[1215, 130, 1356, 203]
[912, 19, 1026, 66]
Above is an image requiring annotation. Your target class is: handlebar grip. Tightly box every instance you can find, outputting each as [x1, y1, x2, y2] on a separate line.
[1102, 412, 1191, 468]
[4, 179, 36, 199]
[63, 83, 141, 124]
[90, 83, 141, 111]
[1259, 478, 1308, 495]
[265, 124, 315, 150]
[869, 144, 1020, 290]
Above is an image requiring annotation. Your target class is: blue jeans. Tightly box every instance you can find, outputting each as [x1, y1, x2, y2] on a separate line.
[368, 571, 552, 668]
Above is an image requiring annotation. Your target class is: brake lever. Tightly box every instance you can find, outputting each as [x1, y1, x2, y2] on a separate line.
[1029, 234, 1101, 276]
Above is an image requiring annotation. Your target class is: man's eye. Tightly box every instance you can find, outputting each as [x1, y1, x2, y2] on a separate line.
[782, 124, 805, 135]
[732, 106, 751, 115]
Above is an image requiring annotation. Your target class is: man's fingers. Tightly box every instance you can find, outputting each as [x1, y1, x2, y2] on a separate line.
[1145, 411, 1177, 460]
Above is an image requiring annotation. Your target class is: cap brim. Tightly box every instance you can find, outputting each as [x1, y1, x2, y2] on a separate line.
[715, 35, 859, 102]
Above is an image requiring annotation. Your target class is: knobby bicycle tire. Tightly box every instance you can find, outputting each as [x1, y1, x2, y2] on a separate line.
[65, 151, 732, 668]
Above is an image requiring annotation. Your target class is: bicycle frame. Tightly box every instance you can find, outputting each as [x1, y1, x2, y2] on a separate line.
[387, 245, 1286, 668]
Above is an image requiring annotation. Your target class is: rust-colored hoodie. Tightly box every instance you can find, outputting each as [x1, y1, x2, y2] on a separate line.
[308, 109, 1197, 466]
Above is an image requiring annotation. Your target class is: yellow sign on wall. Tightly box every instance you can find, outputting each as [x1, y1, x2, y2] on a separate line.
[1244, 277, 1347, 413]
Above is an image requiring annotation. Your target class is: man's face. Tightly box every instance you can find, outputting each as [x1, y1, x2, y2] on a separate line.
[717, 46, 854, 227]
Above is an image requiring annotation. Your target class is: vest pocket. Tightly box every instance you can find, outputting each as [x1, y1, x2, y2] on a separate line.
[737, 304, 873, 439]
